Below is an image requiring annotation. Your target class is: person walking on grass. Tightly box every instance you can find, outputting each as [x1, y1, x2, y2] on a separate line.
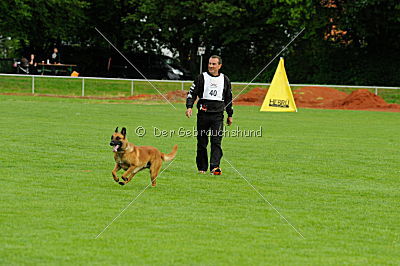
[185, 55, 233, 175]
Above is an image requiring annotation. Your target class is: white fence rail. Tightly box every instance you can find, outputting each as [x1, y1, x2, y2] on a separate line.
[0, 73, 399, 97]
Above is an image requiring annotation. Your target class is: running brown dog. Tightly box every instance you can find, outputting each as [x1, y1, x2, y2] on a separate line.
[109, 127, 177, 186]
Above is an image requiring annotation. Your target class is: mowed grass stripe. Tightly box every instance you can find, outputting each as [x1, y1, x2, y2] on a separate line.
[0, 95, 399, 265]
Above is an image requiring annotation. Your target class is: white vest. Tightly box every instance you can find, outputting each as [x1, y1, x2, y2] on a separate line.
[201, 72, 224, 101]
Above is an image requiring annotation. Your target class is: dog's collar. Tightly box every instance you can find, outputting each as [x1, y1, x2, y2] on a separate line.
[115, 145, 129, 153]
[123, 144, 133, 152]
[117, 147, 129, 152]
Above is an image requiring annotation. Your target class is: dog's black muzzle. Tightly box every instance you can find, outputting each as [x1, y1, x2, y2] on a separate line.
[110, 140, 123, 147]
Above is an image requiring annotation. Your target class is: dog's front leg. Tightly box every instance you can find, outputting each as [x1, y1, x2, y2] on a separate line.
[123, 171, 136, 184]
[119, 166, 136, 186]
[112, 163, 121, 183]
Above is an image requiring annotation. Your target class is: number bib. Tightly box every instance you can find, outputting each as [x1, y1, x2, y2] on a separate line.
[201, 72, 224, 101]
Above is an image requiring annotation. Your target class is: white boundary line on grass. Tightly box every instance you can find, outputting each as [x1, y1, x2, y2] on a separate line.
[95, 159, 175, 239]
[95, 27, 177, 109]
[224, 158, 305, 239]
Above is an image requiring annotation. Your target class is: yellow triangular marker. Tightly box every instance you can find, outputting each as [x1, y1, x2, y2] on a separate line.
[260, 58, 297, 112]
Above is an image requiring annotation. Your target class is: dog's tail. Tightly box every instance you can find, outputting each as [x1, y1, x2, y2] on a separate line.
[162, 144, 178, 162]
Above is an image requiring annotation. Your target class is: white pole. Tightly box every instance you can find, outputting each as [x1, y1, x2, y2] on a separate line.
[82, 78, 85, 96]
[32, 75, 35, 94]
[131, 80, 134, 96]
[181, 81, 184, 91]
[374, 87, 378, 95]
[199, 55, 203, 74]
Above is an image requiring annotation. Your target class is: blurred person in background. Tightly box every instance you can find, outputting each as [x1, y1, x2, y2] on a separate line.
[28, 54, 37, 74]
[50, 48, 61, 64]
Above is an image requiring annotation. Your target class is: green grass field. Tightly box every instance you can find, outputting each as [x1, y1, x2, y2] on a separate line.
[1, 95, 399, 265]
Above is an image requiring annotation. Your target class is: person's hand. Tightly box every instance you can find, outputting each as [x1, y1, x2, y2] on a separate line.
[185, 108, 192, 118]
[227, 117, 233, 126]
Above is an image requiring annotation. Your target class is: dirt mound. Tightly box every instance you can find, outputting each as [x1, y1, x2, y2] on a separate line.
[123, 90, 187, 101]
[3, 86, 399, 112]
[293, 86, 348, 108]
[332, 89, 400, 110]
[234, 86, 400, 112]
[124, 94, 153, 100]
[233, 87, 267, 105]
[234, 86, 348, 108]
[165, 90, 187, 101]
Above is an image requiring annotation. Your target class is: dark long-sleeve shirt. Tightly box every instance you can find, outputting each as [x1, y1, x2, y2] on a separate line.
[186, 72, 233, 117]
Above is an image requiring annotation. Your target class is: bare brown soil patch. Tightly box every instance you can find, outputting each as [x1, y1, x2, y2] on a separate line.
[234, 86, 400, 112]
[2, 87, 399, 112]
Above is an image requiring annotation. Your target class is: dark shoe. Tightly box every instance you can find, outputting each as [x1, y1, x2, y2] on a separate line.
[210, 167, 222, 175]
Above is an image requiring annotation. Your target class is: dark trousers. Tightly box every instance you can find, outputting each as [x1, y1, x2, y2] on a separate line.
[196, 112, 224, 171]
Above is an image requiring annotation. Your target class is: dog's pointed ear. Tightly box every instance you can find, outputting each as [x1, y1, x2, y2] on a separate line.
[115, 127, 119, 133]
[121, 127, 126, 137]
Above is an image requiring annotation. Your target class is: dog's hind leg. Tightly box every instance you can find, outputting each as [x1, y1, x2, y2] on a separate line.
[112, 164, 121, 183]
[149, 159, 162, 187]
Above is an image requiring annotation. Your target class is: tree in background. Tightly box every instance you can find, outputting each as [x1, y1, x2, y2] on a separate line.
[0, 0, 88, 60]
[0, 0, 399, 85]
[123, 0, 289, 80]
